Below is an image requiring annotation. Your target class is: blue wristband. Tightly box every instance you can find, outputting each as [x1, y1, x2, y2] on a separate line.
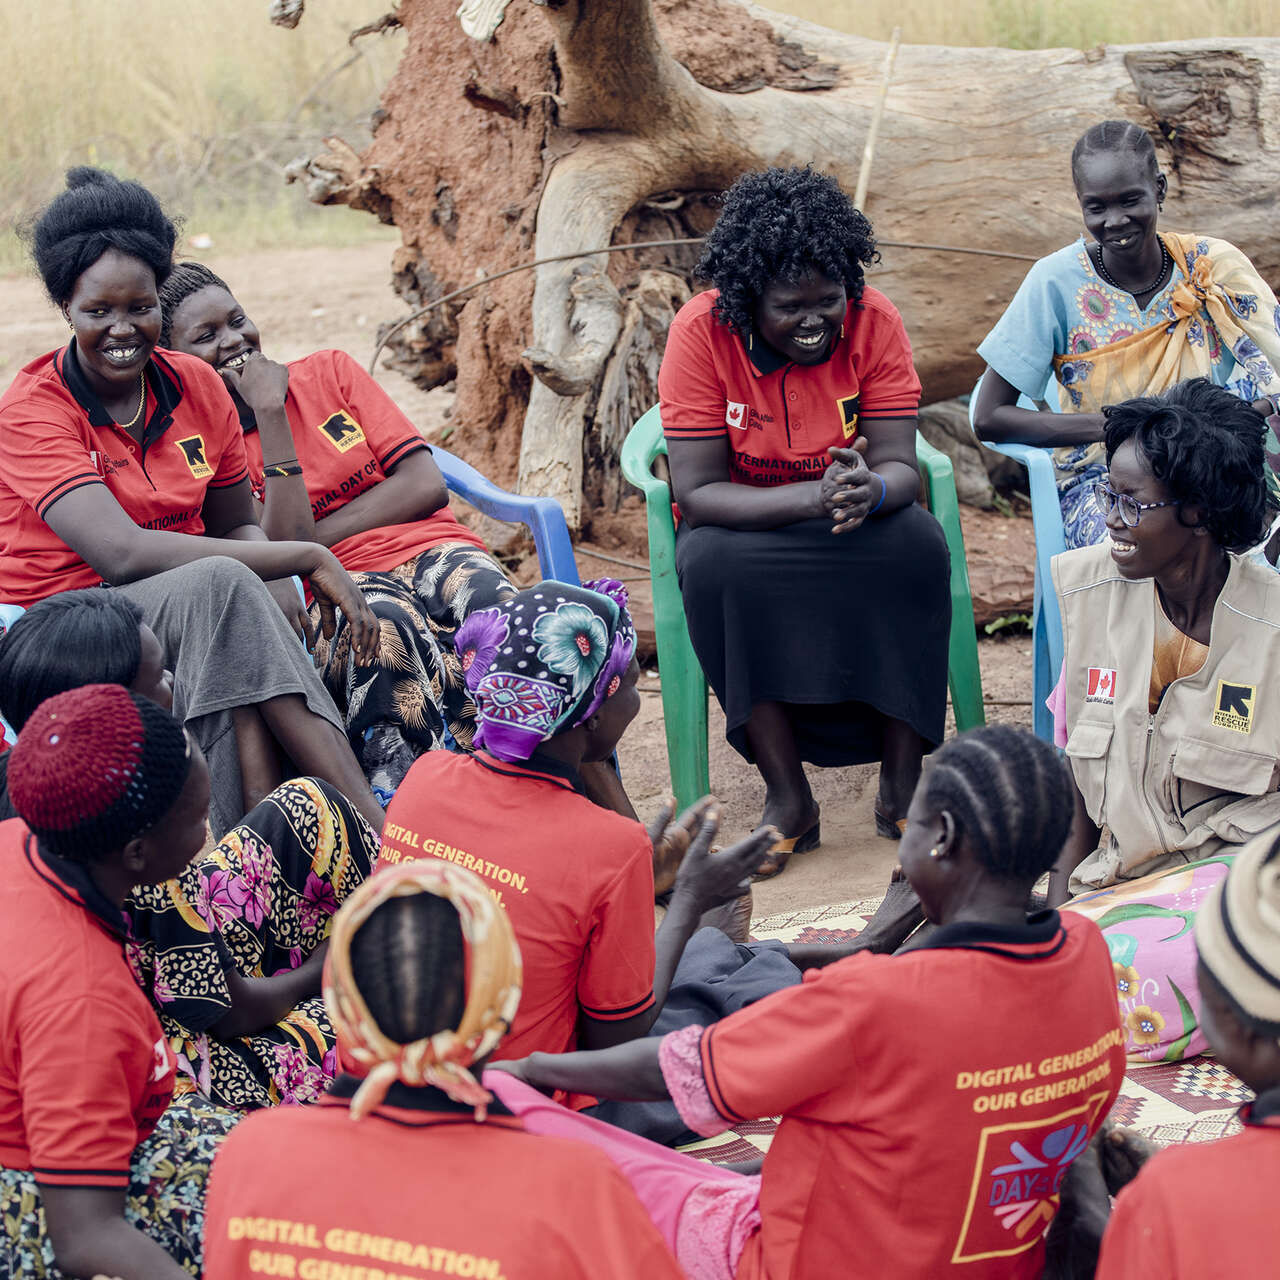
[868, 472, 887, 515]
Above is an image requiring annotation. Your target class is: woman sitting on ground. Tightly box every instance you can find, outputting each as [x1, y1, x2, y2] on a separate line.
[0, 590, 380, 1111]
[160, 263, 631, 814]
[974, 119, 1280, 550]
[488, 725, 1125, 1280]
[660, 165, 951, 874]
[0, 167, 383, 835]
[202, 860, 685, 1280]
[378, 579, 777, 1078]
[1048, 378, 1280, 1063]
[0, 685, 240, 1278]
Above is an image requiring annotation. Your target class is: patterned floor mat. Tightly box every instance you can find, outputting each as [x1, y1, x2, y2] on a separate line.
[681, 897, 1244, 1164]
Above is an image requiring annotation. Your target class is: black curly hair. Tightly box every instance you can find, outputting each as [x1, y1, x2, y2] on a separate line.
[696, 167, 878, 336]
[157, 261, 231, 347]
[1103, 378, 1271, 552]
[918, 725, 1075, 886]
[32, 167, 177, 305]
[1070, 119, 1160, 190]
[348, 892, 466, 1044]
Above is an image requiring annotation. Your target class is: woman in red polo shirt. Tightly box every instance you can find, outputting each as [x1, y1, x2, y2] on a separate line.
[0, 168, 384, 835]
[202, 859, 685, 1280]
[0, 684, 240, 1278]
[0, 589, 381, 1112]
[159, 262, 536, 805]
[660, 166, 952, 876]
[490, 726, 1126, 1280]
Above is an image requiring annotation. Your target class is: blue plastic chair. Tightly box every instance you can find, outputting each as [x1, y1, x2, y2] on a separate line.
[432, 444, 579, 586]
[968, 373, 1065, 741]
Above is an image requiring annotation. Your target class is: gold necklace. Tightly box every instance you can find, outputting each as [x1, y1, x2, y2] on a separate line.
[116, 372, 147, 430]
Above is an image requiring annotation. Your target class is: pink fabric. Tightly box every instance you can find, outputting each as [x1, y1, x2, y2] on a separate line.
[485, 1069, 760, 1280]
[660, 1024, 726, 1138]
[1048, 662, 1068, 747]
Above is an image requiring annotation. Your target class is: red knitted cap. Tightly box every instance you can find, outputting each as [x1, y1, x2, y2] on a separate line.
[8, 684, 191, 862]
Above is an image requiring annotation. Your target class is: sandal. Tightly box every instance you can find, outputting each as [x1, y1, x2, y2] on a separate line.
[874, 806, 907, 840]
[751, 821, 821, 882]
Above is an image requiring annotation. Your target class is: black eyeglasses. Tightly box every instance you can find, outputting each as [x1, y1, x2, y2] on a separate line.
[1092, 480, 1175, 528]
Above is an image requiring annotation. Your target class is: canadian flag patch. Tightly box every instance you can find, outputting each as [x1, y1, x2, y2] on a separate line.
[725, 401, 747, 430]
[1086, 667, 1117, 704]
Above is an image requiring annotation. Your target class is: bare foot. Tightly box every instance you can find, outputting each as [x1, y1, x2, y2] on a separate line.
[857, 868, 925, 953]
[1098, 1121, 1159, 1195]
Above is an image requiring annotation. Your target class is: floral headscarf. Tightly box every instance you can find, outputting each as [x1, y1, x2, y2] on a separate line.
[323, 861, 522, 1121]
[454, 578, 637, 762]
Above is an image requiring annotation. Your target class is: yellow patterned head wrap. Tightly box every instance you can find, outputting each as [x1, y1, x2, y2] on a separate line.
[323, 860, 522, 1121]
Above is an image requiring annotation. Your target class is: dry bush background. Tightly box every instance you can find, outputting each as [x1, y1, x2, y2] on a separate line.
[0, 0, 1273, 275]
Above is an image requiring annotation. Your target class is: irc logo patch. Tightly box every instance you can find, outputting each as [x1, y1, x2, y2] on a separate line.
[317, 410, 367, 453]
[953, 1110, 1097, 1264]
[175, 435, 213, 479]
[1213, 680, 1255, 734]
[836, 393, 860, 440]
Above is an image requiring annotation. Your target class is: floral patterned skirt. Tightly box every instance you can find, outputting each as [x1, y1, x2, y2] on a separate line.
[125, 777, 379, 1109]
[310, 541, 516, 801]
[1065, 855, 1232, 1063]
[0, 1094, 238, 1277]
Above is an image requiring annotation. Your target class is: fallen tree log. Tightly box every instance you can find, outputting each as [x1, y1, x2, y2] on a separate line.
[284, 0, 1280, 528]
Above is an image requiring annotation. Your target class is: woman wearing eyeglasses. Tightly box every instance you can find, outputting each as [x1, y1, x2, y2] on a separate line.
[1046, 378, 1280, 1064]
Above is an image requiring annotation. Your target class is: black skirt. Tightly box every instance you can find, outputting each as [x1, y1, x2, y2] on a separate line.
[676, 504, 951, 766]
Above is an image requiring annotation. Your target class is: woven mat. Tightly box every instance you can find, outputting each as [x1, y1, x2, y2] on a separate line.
[680, 898, 1244, 1164]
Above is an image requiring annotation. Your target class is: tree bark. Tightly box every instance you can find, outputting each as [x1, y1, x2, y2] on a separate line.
[287, 0, 1280, 526]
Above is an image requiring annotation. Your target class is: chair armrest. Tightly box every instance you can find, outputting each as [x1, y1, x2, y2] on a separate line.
[431, 444, 579, 585]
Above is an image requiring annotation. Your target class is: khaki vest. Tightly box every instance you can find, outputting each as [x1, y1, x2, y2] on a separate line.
[1053, 542, 1280, 891]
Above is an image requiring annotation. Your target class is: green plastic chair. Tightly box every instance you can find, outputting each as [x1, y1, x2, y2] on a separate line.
[620, 405, 986, 810]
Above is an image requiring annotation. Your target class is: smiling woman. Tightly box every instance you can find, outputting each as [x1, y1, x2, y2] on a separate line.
[973, 119, 1280, 550]
[659, 166, 952, 874]
[0, 168, 386, 835]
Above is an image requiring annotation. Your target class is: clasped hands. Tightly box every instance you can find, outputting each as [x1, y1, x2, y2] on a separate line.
[818, 438, 879, 534]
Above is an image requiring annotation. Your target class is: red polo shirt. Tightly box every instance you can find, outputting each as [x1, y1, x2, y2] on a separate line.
[378, 751, 656, 1061]
[203, 1083, 684, 1280]
[0, 343, 249, 606]
[1096, 1102, 1280, 1279]
[659, 287, 921, 486]
[0, 819, 176, 1188]
[240, 349, 483, 574]
[699, 911, 1123, 1280]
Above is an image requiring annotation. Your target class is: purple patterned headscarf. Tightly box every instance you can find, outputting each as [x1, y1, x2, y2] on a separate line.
[454, 579, 638, 762]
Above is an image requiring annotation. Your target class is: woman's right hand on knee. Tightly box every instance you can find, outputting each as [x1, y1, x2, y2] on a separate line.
[307, 551, 379, 666]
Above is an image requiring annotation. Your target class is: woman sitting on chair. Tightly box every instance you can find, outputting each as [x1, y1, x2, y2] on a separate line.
[161, 265, 635, 812]
[973, 119, 1280, 550]
[1050, 379, 1280, 1063]
[660, 166, 951, 874]
[0, 167, 383, 836]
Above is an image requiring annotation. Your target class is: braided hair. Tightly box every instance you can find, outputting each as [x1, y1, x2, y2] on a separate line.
[696, 166, 878, 337]
[919, 725, 1074, 885]
[32, 167, 177, 305]
[1103, 378, 1271, 552]
[348, 892, 467, 1045]
[157, 261, 231, 347]
[1070, 120, 1160, 189]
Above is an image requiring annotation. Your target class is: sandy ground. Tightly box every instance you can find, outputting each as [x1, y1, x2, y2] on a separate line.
[0, 239, 1034, 916]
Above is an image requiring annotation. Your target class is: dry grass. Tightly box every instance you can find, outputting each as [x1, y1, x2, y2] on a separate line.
[0, 0, 402, 272]
[0, 0, 1274, 276]
[767, 0, 1278, 46]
